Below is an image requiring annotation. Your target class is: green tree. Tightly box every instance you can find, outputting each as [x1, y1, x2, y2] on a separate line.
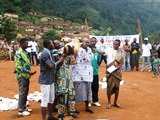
[76, 7, 103, 28]
[91, 26, 113, 36]
[20, 0, 32, 13]
[0, 17, 17, 43]
[13, 0, 21, 5]
[148, 33, 160, 43]
[42, 29, 60, 41]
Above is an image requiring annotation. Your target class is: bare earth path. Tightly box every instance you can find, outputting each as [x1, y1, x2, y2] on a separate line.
[0, 61, 160, 120]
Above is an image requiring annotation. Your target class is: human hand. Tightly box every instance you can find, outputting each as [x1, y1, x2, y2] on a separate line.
[102, 52, 105, 55]
[59, 56, 64, 62]
[30, 71, 36, 75]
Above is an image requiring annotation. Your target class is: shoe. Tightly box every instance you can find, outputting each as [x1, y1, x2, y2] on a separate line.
[48, 116, 58, 120]
[18, 110, 30, 116]
[88, 103, 92, 107]
[74, 109, 80, 114]
[85, 108, 94, 113]
[26, 108, 32, 112]
[92, 102, 101, 107]
[69, 112, 78, 118]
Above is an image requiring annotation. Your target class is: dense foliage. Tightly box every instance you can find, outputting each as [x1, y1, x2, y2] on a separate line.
[0, 0, 160, 35]
[42, 29, 61, 41]
[0, 17, 17, 43]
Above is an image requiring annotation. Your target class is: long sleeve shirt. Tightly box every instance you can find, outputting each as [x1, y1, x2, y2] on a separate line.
[15, 48, 31, 80]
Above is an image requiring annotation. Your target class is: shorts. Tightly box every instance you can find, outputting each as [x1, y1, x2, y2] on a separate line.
[40, 83, 55, 107]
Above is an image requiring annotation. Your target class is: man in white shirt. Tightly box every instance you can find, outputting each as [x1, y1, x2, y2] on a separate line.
[26, 40, 32, 56]
[26, 38, 39, 65]
[142, 38, 152, 69]
[96, 38, 107, 65]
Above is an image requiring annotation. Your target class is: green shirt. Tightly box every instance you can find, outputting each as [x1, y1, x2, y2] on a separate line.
[15, 48, 31, 80]
[91, 52, 100, 75]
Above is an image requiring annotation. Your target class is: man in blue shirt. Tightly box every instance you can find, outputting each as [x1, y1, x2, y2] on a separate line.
[39, 40, 63, 120]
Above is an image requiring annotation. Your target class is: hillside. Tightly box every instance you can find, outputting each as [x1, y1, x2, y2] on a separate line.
[0, 0, 160, 35]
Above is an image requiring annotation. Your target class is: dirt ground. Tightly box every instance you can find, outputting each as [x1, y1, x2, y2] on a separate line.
[0, 61, 160, 120]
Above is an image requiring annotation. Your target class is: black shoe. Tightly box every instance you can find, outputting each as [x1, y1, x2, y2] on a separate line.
[52, 108, 58, 113]
[85, 109, 94, 113]
[74, 109, 80, 114]
[58, 113, 65, 119]
[69, 111, 79, 118]
[47, 116, 58, 120]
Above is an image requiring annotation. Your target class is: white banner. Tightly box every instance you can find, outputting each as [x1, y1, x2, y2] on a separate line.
[90, 34, 139, 50]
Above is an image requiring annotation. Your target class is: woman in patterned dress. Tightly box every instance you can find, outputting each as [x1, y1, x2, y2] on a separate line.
[56, 45, 78, 118]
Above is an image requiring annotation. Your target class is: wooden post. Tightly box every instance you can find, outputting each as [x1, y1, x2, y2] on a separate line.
[85, 18, 90, 38]
[136, 17, 143, 52]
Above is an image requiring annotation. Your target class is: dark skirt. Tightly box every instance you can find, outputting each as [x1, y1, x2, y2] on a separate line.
[130, 53, 140, 68]
[107, 70, 122, 95]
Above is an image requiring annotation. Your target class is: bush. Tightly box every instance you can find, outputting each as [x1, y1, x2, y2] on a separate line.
[0, 17, 17, 43]
[42, 29, 61, 41]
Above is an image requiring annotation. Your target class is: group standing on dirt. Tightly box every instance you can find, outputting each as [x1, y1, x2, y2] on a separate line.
[14, 36, 160, 120]
[121, 37, 160, 77]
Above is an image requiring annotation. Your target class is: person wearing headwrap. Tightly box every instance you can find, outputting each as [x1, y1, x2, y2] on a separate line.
[56, 45, 78, 118]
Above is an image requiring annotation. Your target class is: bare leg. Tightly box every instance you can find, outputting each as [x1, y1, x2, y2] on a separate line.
[113, 90, 120, 108]
[106, 92, 111, 109]
[48, 103, 53, 117]
[48, 103, 58, 120]
[41, 107, 47, 120]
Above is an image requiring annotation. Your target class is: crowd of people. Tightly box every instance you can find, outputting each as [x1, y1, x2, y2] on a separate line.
[14, 37, 125, 120]
[0, 39, 18, 61]
[95, 37, 160, 77]
[4, 36, 159, 120]
[0, 38, 39, 64]
[123, 38, 160, 78]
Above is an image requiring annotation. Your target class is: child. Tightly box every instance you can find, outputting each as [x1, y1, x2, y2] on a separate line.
[151, 52, 160, 78]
